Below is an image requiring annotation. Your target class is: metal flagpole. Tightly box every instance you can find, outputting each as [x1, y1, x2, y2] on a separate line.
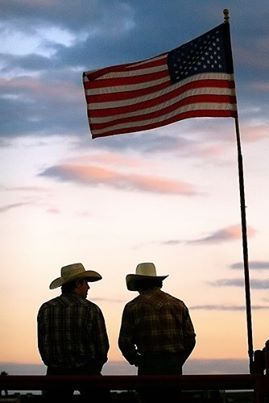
[224, 9, 254, 372]
[234, 116, 254, 372]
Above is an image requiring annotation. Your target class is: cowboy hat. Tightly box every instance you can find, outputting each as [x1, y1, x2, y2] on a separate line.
[126, 262, 168, 291]
[49, 263, 102, 289]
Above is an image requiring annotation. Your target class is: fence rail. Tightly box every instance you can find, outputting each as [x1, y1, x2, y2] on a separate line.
[1, 374, 269, 402]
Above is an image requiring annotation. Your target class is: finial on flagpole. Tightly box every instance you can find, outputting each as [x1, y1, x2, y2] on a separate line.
[223, 9, 229, 23]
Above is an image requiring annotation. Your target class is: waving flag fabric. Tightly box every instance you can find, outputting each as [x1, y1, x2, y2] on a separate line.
[83, 22, 237, 139]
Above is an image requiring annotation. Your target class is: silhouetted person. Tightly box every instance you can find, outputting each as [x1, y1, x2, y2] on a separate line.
[37, 263, 110, 402]
[118, 262, 196, 403]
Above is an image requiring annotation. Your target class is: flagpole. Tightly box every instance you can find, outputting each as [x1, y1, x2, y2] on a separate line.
[223, 9, 254, 372]
[234, 116, 254, 372]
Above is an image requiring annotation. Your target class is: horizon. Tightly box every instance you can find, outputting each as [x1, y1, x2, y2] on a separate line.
[0, 360, 256, 401]
[1, 358, 249, 376]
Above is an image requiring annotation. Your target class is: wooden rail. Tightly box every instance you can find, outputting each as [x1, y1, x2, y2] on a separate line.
[1, 374, 269, 402]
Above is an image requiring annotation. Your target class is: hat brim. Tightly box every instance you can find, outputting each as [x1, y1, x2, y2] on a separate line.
[126, 274, 168, 291]
[49, 270, 102, 289]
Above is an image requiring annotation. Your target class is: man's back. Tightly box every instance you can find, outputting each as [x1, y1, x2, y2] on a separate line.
[38, 293, 108, 368]
[119, 288, 195, 360]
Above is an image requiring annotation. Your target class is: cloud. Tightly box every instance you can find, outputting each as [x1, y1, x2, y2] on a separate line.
[88, 131, 229, 162]
[0, 202, 31, 213]
[154, 225, 256, 246]
[39, 163, 198, 195]
[0, 75, 84, 138]
[240, 123, 269, 143]
[190, 304, 269, 311]
[73, 151, 154, 169]
[209, 278, 269, 289]
[186, 225, 256, 244]
[161, 240, 183, 246]
[91, 297, 125, 303]
[2, 185, 48, 193]
[142, 225, 256, 247]
[1, 0, 136, 37]
[46, 207, 60, 214]
[230, 261, 269, 270]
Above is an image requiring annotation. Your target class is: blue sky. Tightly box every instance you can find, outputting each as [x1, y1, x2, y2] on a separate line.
[0, 0, 269, 371]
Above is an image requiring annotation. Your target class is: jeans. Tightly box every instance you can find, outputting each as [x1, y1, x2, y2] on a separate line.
[137, 352, 184, 403]
[44, 364, 111, 403]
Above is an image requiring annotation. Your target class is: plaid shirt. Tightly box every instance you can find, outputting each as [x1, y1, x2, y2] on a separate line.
[37, 293, 109, 369]
[118, 288, 196, 365]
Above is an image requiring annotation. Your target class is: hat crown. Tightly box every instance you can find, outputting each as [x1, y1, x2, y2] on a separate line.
[136, 262, 157, 277]
[61, 263, 85, 279]
[49, 263, 101, 289]
[126, 262, 168, 291]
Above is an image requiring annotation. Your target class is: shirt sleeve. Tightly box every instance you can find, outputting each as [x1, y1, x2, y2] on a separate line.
[92, 306, 109, 367]
[118, 305, 140, 366]
[37, 305, 49, 365]
[181, 306, 196, 362]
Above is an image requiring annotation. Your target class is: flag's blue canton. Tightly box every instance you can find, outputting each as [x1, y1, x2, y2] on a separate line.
[167, 24, 233, 84]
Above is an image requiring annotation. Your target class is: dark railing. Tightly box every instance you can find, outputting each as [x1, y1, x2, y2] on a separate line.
[1, 374, 269, 402]
[1, 340, 269, 402]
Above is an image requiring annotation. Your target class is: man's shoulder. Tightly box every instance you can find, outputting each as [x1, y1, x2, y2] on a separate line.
[39, 294, 102, 312]
[39, 296, 60, 307]
[81, 298, 101, 310]
[124, 295, 141, 307]
[161, 291, 185, 305]
[162, 291, 186, 306]
[123, 291, 187, 311]
[64, 294, 102, 312]
[38, 296, 61, 315]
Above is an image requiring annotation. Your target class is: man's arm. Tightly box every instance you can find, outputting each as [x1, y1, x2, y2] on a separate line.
[118, 305, 140, 366]
[181, 306, 196, 363]
[93, 306, 109, 369]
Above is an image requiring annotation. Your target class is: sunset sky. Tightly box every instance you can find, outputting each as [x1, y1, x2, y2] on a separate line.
[1, 0, 269, 375]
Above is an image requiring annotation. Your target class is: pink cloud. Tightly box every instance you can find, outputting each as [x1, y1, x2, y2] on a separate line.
[46, 207, 60, 214]
[0, 76, 81, 103]
[40, 163, 198, 196]
[187, 224, 256, 244]
[66, 151, 160, 172]
[241, 123, 269, 142]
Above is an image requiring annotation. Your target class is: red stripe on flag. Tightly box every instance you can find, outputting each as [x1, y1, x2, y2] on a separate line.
[90, 109, 236, 138]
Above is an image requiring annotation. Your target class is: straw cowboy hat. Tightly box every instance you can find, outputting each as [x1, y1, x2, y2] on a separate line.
[49, 263, 102, 289]
[126, 262, 168, 291]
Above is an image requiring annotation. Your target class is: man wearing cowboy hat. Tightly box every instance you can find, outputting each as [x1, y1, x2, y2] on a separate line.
[118, 262, 196, 402]
[37, 263, 109, 402]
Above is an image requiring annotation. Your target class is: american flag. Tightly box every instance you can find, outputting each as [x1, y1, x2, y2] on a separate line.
[83, 23, 237, 139]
